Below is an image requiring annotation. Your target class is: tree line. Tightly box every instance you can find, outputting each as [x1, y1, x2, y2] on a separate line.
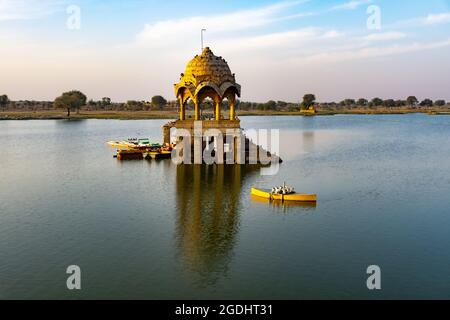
[0, 91, 448, 115]
[0, 92, 172, 115]
[297, 94, 447, 110]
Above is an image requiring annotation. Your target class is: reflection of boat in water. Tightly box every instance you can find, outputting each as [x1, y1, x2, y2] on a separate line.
[251, 188, 317, 202]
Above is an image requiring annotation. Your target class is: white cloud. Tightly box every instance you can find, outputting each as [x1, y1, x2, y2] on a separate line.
[0, 0, 65, 21]
[322, 30, 345, 39]
[330, 0, 372, 11]
[362, 32, 407, 42]
[301, 38, 450, 64]
[423, 13, 450, 25]
[392, 12, 450, 28]
[215, 28, 321, 54]
[135, 1, 310, 48]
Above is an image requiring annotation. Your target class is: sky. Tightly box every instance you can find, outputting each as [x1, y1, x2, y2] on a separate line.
[1, 0, 450, 102]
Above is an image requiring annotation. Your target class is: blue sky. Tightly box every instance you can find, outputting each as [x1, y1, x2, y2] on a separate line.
[1, 0, 450, 102]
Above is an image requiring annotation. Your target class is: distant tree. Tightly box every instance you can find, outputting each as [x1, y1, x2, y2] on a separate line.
[239, 101, 250, 111]
[126, 100, 145, 111]
[265, 100, 277, 110]
[357, 98, 368, 106]
[406, 96, 418, 107]
[301, 94, 316, 110]
[277, 101, 287, 109]
[420, 99, 433, 107]
[383, 99, 396, 108]
[101, 97, 111, 106]
[0, 94, 9, 109]
[54, 91, 87, 117]
[87, 99, 97, 107]
[371, 97, 383, 106]
[395, 100, 406, 107]
[222, 99, 230, 110]
[435, 100, 446, 107]
[151, 95, 167, 109]
[344, 99, 356, 106]
[167, 100, 178, 109]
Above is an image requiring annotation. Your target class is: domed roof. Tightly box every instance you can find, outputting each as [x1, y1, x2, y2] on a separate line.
[182, 47, 236, 86]
[175, 47, 240, 100]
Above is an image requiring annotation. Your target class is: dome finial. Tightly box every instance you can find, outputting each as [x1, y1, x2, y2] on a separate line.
[202, 46, 212, 55]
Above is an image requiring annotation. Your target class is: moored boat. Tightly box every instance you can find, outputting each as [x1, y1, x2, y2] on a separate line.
[107, 138, 155, 149]
[116, 149, 145, 160]
[109, 139, 176, 161]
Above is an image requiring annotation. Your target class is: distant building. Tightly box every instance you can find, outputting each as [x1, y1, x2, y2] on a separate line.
[300, 106, 317, 115]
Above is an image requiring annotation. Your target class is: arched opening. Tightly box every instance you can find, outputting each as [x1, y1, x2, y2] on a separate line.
[223, 87, 239, 120]
[184, 97, 195, 119]
[177, 87, 196, 120]
[200, 98, 214, 120]
[196, 86, 221, 121]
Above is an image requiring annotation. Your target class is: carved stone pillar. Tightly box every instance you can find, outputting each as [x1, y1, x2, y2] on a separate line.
[215, 99, 221, 121]
[179, 98, 185, 121]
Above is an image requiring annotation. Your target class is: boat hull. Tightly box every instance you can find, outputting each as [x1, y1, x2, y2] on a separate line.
[251, 188, 317, 202]
[116, 150, 144, 160]
[147, 151, 172, 160]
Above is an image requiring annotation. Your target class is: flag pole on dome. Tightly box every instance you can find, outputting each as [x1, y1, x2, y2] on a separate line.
[201, 29, 206, 51]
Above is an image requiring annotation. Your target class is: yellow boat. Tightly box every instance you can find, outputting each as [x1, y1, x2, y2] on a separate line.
[251, 188, 317, 202]
[107, 141, 135, 149]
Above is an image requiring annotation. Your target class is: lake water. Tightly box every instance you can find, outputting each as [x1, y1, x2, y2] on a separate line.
[1, 115, 450, 299]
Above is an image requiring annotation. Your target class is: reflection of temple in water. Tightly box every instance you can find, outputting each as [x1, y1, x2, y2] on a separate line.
[175, 165, 259, 282]
[303, 131, 315, 154]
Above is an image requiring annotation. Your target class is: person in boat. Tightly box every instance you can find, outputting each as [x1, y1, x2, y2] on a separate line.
[271, 184, 295, 195]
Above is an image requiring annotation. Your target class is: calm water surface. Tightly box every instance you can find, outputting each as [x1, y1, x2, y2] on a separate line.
[1, 115, 450, 299]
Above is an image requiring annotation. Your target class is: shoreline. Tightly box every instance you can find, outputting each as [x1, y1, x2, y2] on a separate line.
[1, 109, 448, 120]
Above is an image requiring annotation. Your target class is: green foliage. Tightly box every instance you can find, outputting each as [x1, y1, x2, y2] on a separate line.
[265, 100, 277, 110]
[435, 100, 446, 107]
[151, 95, 167, 108]
[395, 100, 406, 107]
[101, 97, 111, 106]
[301, 94, 316, 110]
[383, 99, 396, 108]
[406, 96, 418, 107]
[371, 97, 383, 106]
[277, 101, 287, 109]
[54, 91, 87, 117]
[344, 99, 356, 106]
[357, 98, 368, 106]
[126, 100, 146, 111]
[0, 94, 9, 108]
[420, 99, 433, 107]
